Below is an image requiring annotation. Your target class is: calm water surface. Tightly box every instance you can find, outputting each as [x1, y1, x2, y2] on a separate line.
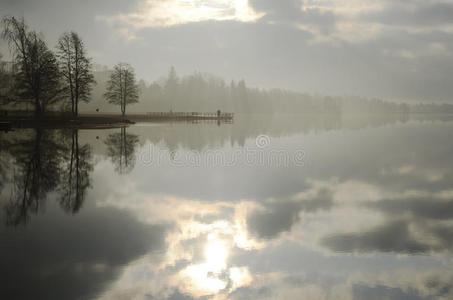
[1, 115, 453, 300]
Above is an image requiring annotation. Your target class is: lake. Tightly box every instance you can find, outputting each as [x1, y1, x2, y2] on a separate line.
[1, 114, 453, 300]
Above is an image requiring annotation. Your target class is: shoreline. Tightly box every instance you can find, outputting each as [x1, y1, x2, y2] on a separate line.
[0, 115, 134, 130]
[0, 111, 235, 130]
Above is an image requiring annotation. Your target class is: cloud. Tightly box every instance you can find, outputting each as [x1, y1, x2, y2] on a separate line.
[249, 0, 303, 20]
[283, 0, 453, 44]
[352, 284, 425, 300]
[98, 0, 264, 36]
[361, 0, 453, 27]
[320, 221, 432, 254]
[227, 268, 453, 300]
[431, 225, 453, 252]
[366, 197, 453, 220]
[247, 201, 302, 239]
[247, 187, 334, 239]
[302, 0, 385, 16]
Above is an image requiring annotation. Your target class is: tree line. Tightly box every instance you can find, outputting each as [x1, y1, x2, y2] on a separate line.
[0, 16, 139, 117]
[86, 66, 453, 115]
[126, 68, 408, 114]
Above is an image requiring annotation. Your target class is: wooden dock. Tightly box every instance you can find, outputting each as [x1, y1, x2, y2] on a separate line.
[128, 112, 234, 123]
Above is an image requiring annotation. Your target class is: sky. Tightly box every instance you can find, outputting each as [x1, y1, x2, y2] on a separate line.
[1, 0, 453, 102]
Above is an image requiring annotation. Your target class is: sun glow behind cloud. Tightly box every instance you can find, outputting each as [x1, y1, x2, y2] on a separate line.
[302, 0, 385, 15]
[99, 0, 264, 35]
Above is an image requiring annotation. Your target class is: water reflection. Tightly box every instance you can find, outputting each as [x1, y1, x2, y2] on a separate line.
[181, 233, 251, 297]
[1, 128, 93, 226]
[5, 129, 65, 226]
[0, 201, 166, 300]
[0, 132, 11, 198]
[1, 115, 453, 300]
[105, 127, 139, 174]
[59, 129, 93, 213]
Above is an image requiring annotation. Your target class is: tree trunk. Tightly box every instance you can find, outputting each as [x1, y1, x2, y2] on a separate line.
[34, 100, 42, 117]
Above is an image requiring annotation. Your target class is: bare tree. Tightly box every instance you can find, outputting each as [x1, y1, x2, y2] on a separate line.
[103, 63, 139, 116]
[1, 16, 62, 115]
[56, 32, 95, 116]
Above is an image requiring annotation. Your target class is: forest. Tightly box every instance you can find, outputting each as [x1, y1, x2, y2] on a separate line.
[85, 65, 453, 114]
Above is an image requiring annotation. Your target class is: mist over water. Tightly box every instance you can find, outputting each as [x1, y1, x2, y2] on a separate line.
[1, 115, 453, 300]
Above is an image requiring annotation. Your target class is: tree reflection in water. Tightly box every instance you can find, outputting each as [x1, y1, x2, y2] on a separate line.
[59, 129, 93, 214]
[2, 128, 93, 226]
[105, 127, 139, 175]
[0, 133, 11, 197]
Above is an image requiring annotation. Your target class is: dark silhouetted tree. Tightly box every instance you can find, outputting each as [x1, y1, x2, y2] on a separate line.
[105, 127, 139, 174]
[0, 52, 10, 103]
[1, 16, 62, 115]
[57, 31, 95, 116]
[103, 63, 139, 116]
[59, 129, 93, 213]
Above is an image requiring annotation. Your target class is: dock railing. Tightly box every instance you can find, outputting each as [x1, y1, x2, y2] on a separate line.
[144, 112, 234, 119]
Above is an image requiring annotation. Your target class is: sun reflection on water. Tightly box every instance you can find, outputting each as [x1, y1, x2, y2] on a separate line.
[183, 235, 229, 295]
[180, 230, 252, 297]
[205, 236, 228, 273]
[94, 198, 259, 299]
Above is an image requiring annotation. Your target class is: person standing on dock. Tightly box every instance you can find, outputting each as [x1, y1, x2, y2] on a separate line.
[217, 110, 221, 118]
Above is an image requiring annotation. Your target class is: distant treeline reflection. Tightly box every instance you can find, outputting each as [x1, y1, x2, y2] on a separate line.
[0, 127, 138, 226]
